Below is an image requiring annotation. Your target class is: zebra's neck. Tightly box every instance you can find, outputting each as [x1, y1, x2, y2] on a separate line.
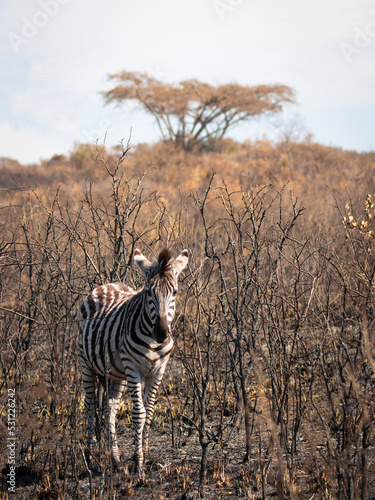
[140, 290, 154, 338]
[123, 290, 173, 353]
[123, 289, 154, 341]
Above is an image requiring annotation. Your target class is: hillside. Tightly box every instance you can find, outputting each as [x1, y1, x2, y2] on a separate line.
[1, 139, 374, 221]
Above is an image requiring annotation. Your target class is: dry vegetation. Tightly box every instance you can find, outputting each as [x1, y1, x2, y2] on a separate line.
[1, 138, 375, 499]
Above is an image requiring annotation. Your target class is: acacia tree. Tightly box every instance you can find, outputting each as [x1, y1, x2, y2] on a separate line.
[102, 71, 295, 150]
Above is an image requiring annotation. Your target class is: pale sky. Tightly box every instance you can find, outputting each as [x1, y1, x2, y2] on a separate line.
[1, 0, 375, 164]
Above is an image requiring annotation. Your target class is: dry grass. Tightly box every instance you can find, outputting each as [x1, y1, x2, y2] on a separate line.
[1, 141, 375, 499]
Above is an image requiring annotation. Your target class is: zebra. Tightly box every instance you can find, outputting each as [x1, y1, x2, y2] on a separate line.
[78, 248, 188, 473]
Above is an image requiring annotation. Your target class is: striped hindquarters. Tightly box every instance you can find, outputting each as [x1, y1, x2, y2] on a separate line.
[79, 283, 136, 379]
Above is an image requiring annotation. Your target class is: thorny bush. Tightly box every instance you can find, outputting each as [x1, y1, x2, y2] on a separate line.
[0, 148, 374, 499]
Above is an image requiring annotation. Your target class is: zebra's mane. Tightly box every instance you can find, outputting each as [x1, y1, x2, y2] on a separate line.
[157, 248, 173, 273]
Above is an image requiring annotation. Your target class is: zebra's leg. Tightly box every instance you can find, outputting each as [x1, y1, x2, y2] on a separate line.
[106, 379, 126, 466]
[80, 361, 97, 460]
[142, 371, 164, 461]
[95, 382, 105, 443]
[128, 380, 147, 473]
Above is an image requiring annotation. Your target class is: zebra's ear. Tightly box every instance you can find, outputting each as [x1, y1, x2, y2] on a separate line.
[134, 249, 152, 275]
[173, 249, 188, 277]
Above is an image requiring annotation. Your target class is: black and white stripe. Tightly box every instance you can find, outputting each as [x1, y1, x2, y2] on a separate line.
[78, 248, 188, 472]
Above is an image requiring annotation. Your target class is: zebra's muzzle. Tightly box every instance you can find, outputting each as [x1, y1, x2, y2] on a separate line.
[153, 314, 170, 343]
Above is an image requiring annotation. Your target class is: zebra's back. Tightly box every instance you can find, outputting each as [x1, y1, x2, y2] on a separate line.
[80, 282, 136, 321]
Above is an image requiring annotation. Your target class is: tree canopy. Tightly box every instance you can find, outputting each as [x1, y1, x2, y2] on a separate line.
[103, 71, 296, 150]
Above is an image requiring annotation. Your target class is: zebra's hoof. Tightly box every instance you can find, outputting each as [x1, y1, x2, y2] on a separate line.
[136, 470, 146, 485]
[113, 461, 128, 476]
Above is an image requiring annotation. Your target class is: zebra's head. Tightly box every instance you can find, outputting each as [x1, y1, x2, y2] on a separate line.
[134, 248, 188, 343]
